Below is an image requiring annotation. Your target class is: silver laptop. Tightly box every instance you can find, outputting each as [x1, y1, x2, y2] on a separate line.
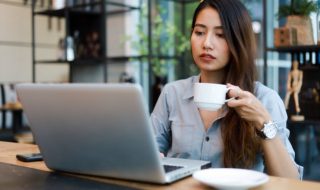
[16, 83, 210, 184]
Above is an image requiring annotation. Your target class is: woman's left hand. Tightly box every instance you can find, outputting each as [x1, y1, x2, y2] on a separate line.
[226, 84, 271, 130]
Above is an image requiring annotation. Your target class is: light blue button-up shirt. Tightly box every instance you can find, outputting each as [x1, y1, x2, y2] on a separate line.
[151, 75, 303, 178]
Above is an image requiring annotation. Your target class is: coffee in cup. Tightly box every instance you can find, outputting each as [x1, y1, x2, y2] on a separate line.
[194, 83, 234, 111]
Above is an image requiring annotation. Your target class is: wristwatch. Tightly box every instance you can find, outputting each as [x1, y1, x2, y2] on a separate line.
[256, 121, 277, 140]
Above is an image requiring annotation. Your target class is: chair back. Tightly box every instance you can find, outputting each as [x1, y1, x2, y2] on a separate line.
[0, 84, 6, 129]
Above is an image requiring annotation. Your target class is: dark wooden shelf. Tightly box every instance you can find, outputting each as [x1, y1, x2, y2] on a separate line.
[34, 8, 99, 17]
[165, 0, 197, 3]
[36, 57, 142, 64]
[34, 1, 140, 17]
[107, 56, 142, 62]
[35, 60, 70, 64]
[35, 55, 182, 64]
[107, 55, 182, 62]
[35, 58, 105, 65]
[106, 1, 141, 10]
[288, 119, 320, 125]
[72, 58, 105, 65]
[266, 45, 320, 53]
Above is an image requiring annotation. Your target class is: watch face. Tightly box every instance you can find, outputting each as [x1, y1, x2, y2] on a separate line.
[263, 123, 277, 139]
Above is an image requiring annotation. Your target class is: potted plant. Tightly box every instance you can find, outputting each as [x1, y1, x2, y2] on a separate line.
[126, 4, 190, 106]
[277, 0, 318, 45]
[127, 4, 190, 78]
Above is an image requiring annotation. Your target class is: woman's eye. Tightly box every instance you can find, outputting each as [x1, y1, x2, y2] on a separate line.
[194, 31, 205, 36]
[216, 33, 225, 38]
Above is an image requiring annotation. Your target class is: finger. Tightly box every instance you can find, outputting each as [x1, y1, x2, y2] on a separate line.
[228, 86, 243, 99]
[226, 84, 239, 97]
[227, 97, 248, 107]
[227, 92, 254, 107]
[226, 83, 237, 88]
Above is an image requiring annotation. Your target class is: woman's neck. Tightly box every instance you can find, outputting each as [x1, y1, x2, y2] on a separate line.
[200, 70, 225, 84]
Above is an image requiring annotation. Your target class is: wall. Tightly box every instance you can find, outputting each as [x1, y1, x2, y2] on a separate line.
[0, 1, 68, 83]
[0, 0, 140, 83]
[106, 0, 141, 83]
[0, 0, 140, 128]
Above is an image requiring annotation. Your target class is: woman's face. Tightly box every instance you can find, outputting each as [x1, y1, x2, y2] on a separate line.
[191, 7, 230, 74]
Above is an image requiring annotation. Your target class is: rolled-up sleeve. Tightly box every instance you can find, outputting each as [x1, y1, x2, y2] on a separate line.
[259, 87, 304, 179]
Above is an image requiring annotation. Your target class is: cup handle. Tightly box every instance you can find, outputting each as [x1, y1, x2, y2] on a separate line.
[224, 87, 236, 102]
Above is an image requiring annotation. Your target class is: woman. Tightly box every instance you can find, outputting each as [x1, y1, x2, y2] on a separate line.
[151, 0, 302, 179]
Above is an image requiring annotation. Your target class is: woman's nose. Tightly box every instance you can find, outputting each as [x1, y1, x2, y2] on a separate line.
[203, 34, 213, 51]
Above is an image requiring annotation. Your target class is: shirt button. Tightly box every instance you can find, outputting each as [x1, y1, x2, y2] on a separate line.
[205, 136, 210, 141]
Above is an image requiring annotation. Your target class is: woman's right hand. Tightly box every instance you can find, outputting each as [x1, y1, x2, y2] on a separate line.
[226, 84, 272, 130]
[160, 152, 165, 158]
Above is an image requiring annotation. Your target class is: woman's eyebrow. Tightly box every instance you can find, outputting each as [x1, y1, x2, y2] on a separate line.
[194, 23, 206, 28]
[194, 24, 223, 30]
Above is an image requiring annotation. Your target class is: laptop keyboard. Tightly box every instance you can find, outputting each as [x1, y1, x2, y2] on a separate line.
[163, 165, 183, 173]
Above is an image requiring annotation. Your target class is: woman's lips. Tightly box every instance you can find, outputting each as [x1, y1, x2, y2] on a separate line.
[199, 53, 216, 61]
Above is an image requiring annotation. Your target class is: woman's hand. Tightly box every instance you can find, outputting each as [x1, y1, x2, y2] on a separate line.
[226, 84, 271, 130]
[227, 84, 300, 179]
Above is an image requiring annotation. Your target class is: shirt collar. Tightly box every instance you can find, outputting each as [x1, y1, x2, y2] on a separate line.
[182, 75, 200, 100]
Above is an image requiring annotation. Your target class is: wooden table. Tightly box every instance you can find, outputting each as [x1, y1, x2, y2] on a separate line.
[0, 141, 320, 190]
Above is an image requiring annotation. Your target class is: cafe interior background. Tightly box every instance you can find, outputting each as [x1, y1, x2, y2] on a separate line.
[0, 0, 319, 181]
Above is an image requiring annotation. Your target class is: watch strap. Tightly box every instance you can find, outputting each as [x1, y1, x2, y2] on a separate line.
[255, 128, 267, 139]
[256, 121, 277, 140]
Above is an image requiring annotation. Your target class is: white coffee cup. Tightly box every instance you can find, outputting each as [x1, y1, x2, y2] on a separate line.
[194, 83, 234, 111]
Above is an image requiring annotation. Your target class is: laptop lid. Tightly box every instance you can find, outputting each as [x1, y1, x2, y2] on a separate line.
[16, 83, 210, 184]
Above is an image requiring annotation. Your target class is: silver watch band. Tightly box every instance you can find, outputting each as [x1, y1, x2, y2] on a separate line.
[256, 121, 277, 140]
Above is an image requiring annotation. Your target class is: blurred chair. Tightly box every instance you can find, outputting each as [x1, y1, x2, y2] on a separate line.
[0, 83, 18, 129]
[0, 83, 33, 143]
[0, 84, 6, 130]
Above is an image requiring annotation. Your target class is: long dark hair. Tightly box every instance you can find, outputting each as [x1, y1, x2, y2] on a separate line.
[192, 0, 260, 168]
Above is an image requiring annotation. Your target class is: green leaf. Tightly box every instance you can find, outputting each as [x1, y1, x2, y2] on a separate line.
[277, 0, 318, 18]
[124, 2, 192, 76]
